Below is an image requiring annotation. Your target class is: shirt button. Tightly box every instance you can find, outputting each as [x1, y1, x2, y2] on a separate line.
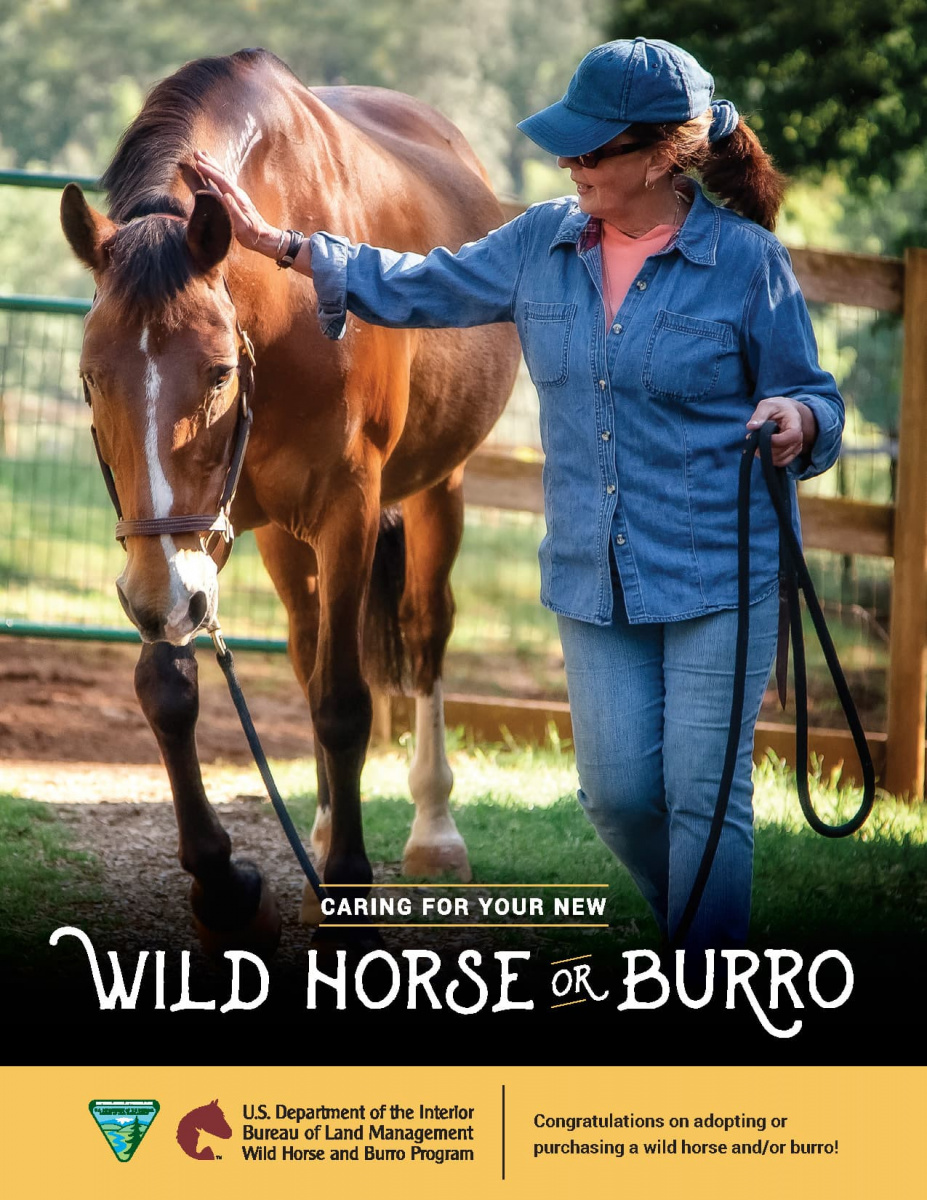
[606, 484, 616, 494]
[636, 280, 647, 291]
[599, 379, 607, 390]
[616, 534, 626, 546]
[601, 430, 611, 441]
[612, 322, 623, 334]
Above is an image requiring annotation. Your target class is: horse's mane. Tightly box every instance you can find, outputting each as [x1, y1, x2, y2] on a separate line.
[102, 48, 276, 222]
[99, 48, 290, 320]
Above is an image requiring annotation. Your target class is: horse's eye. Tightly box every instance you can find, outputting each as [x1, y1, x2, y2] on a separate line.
[212, 366, 235, 389]
[81, 374, 95, 406]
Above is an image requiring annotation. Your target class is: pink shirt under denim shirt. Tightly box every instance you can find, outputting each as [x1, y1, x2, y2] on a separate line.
[308, 179, 844, 627]
[600, 221, 677, 325]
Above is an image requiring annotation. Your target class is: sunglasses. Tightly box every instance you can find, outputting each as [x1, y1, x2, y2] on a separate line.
[569, 141, 647, 169]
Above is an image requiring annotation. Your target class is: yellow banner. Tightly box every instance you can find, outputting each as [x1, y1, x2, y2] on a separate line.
[3, 1065, 920, 1199]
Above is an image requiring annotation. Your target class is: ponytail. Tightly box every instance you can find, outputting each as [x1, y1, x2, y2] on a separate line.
[628, 111, 787, 231]
[700, 119, 786, 232]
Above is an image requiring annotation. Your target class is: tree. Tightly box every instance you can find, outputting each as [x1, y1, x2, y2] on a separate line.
[608, 0, 927, 189]
[0, 0, 606, 196]
[122, 1117, 144, 1157]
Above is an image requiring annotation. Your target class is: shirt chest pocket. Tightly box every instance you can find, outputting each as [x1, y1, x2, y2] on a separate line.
[642, 309, 733, 401]
[522, 301, 576, 387]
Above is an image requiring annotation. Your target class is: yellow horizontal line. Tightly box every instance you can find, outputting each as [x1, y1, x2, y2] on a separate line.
[550, 999, 588, 1009]
[319, 924, 610, 929]
[549, 954, 593, 965]
[321, 883, 609, 888]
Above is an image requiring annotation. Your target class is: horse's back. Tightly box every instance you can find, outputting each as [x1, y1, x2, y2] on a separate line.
[310, 85, 506, 244]
[315, 86, 487, 177]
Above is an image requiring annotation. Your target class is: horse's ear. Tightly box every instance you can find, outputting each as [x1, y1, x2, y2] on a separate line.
[187, 191, 233, 274]
[60, 183, 118, 271]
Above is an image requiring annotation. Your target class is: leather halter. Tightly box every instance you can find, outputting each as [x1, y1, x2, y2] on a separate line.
[87, 282, 256, 557]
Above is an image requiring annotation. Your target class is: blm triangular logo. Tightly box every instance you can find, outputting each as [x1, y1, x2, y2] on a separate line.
[88, 1099, 160, 1162]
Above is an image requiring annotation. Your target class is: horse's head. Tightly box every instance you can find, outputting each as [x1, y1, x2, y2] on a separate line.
[206, 1099, 233, 1138]
[61, 183, 249, 644]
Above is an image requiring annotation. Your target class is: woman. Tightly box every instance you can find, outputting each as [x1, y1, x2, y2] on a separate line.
[196, 37, 843, 956]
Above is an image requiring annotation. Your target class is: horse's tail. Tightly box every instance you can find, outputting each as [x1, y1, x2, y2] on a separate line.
[364, 506, 407, 693]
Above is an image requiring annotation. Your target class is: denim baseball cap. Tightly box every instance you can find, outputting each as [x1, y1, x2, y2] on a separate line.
[517, 37, 716, 157]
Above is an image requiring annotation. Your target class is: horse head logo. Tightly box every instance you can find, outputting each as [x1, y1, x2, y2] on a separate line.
[176, 1098, 233, 1160]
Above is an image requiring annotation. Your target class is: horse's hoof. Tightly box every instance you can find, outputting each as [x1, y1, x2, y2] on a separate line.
[300, 883, 328, 927]
[191, 860, 282, 961]
[402, 835, 472, 882]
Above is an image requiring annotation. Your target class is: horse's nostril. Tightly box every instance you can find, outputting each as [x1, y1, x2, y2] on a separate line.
[137, 611, 164, 640]
[188, 590, 208, 629]
[116, 584, 160, 638]
[115, 583, 134, 624]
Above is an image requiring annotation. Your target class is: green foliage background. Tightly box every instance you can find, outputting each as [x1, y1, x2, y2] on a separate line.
[0, 0, 605, 297]
[609, 0, 927, 255]
[2, 0, 925, 299]
[0, 3, 921, 467]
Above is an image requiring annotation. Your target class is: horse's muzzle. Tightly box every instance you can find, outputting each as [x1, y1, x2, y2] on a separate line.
[116, 543, 219, 645]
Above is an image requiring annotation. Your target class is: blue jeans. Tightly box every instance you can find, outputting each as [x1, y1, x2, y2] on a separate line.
[557, 588, 778, 952]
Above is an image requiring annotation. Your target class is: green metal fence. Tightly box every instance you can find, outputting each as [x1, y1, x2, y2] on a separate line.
[0, 172, 903, 719]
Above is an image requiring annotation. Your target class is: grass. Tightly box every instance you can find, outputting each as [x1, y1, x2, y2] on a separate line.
[0, 793, 104, 962]
[1, 740, 923, 988]
[242, 736, 927, 961]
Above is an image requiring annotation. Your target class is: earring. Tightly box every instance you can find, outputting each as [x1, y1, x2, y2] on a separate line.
[644, 178, 655, 190]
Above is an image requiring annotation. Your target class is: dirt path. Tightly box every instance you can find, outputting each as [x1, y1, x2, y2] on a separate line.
[0, 639, 522, 966]
[0, 637, 313, 764]
[2, 638, 330, 966]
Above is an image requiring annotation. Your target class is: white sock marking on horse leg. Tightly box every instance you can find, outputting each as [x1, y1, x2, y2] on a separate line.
[409, 682, 454, 815]
[404, 681, 469, 877]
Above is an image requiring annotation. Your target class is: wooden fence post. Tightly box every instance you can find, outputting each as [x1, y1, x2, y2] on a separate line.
[885, 248, 927, 799]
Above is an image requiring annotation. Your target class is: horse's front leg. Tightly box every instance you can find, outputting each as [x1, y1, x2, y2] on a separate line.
[134, 642, 281, 958]
[301, 482, 380, 918]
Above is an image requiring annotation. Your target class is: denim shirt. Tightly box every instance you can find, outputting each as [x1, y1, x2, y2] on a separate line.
[309, 181, 844, 625]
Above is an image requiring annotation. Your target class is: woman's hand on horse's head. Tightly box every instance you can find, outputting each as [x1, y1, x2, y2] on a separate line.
[746, 396, 817, 468]
[194, 149, 284, 258]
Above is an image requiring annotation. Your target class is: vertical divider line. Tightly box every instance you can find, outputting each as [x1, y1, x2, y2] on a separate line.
[502, 1083, 506, 1180]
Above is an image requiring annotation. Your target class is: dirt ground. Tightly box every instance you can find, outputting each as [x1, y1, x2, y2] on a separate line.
[0, 637, 539, 971]
[0, 636, 313, 766]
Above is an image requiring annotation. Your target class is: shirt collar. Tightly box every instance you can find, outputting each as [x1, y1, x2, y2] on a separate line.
[549, 178, 721, 266]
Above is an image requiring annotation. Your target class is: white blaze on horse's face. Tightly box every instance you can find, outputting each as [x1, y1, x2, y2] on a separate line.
[82, 290, 241, 647]
[64, 187, 240, 646]
[120, 324, 221, 646]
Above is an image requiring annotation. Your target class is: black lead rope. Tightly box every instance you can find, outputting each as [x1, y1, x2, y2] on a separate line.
[671, 421, 875, 948]
[211, 629, 327, 904]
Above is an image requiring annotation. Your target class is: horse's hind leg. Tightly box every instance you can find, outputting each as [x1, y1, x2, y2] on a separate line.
[134, 642, 281, 958]
[399, 468, 471, 881]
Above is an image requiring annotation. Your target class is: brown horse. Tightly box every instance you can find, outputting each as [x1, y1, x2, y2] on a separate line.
[61, 49, 520, 955]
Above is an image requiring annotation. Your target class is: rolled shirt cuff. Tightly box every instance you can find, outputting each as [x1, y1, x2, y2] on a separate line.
[786, 395, 844, 482]
[308, 231, 350, 341]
